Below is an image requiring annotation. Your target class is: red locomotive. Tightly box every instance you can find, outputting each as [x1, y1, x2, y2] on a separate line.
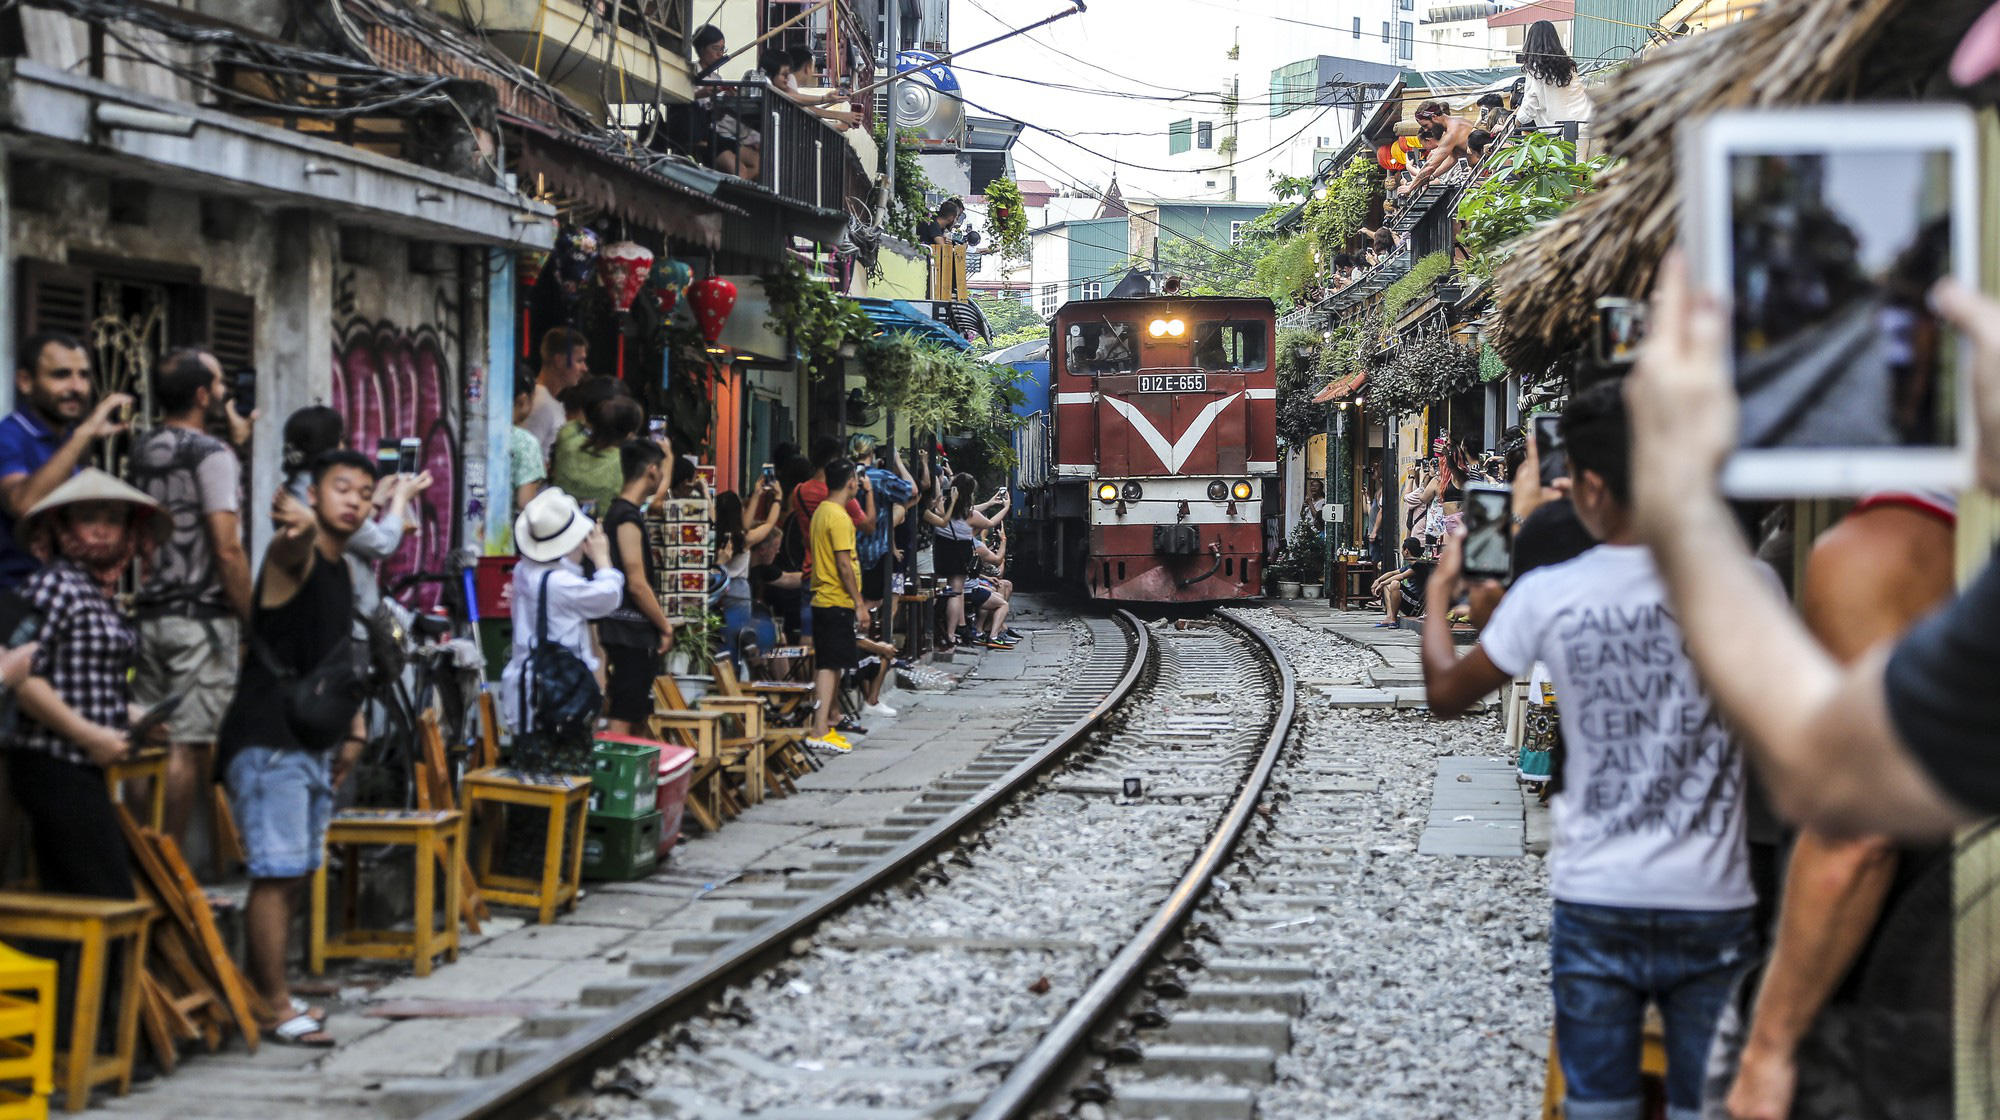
[1013, 295, 1278, 602]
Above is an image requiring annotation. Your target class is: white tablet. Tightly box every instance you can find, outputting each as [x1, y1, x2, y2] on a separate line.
[1680, 105, 1980, 498]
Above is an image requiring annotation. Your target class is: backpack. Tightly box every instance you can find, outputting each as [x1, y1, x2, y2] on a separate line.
[518, 571, 602, 744]
[249, 625, 369, 753]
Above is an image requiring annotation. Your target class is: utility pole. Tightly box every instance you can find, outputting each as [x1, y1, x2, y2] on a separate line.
[882, 0, 900, 212]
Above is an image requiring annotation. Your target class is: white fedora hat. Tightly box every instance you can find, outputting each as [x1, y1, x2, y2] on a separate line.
[513, 487, 594, 563]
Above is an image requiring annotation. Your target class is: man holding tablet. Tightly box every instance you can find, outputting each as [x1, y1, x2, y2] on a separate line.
[1628, 255, 2000, 840]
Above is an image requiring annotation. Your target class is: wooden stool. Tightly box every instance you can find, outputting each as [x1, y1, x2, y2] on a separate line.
[0, 894, 152, 1114]
[1540, 1015, 1669, 1119]
[461, 771, 589, 925]
[102, 752, 167, 833]
[0, 943, 56, 1120]
[310, 809, 464, 978]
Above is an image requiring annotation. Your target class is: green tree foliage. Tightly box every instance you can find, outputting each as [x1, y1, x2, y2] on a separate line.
[1454, 132, 1606, 275]
[976, 297, 1046, 350]
[860, 335, 1028, 468]
[875, 123, 943, 243]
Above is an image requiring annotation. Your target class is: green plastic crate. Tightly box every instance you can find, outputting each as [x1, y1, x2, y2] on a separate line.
[588, 737, 660, 819]
[582, 810, 662, 880]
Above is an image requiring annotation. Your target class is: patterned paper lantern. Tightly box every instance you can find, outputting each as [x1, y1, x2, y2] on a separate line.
[647, 258, 694, 315]
[518, 248, 550, 286]
[686, 275, 738, 345]
[598, 241, 654, 313]
[553, 226, 601, 303]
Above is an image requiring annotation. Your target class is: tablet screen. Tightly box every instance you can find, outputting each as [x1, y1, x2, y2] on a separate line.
[1729, 148, 1955, 451]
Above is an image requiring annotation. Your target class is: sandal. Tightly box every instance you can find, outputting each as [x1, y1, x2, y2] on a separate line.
[269, 1012, 335, 1048]
[290, 996, 329, 1024]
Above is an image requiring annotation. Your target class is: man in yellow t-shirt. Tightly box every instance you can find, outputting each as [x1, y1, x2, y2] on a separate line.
[808, 460, 862, 746]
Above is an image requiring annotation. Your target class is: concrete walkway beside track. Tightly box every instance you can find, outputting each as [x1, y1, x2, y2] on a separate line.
[91, 597, 1081, 1120]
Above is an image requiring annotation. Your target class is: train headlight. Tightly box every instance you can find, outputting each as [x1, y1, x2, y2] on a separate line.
[1167, 319, 1185, 337]
[1121, 481, 1144, 501]
[1148, 319, 1168, 338]
[1231, 480, 1253, 500]
[1206, 480, 1229, 501]
[1097, 482, 1119, 503]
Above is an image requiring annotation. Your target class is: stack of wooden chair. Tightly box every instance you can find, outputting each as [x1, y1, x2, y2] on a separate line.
[646, 661, 820, 833]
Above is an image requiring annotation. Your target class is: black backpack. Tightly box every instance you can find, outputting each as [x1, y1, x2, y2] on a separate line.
[518, 571, 602, 743]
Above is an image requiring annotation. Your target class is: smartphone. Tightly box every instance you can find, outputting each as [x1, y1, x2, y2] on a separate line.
[760, 462, 776, 484]
[0, 590, 41, 648]
[1594, 298, 1648, 366]
[1532, 413, 1566, 485]
[397, 437, 422, 476]
[648, 416, 668, 441]
[375, 439, 401, 479]
[233, 369, 257, 416]
[1683, 105, 1979, 496]
[1460, 482, 1513, 581]
[128, 692, 187, 744]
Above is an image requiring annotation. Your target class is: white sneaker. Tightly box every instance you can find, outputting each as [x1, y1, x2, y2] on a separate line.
[863, 701, 899, 719]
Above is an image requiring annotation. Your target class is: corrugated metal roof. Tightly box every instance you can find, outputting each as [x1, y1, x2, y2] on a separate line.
[1313, 370, 1367, 403]
[853, 298, 974, 350]
[1424, 2, 1505, 23]
[1488, 0, 1575, 26]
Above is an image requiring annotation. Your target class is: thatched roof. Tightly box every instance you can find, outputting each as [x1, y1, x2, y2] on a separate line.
[1490, 0, 1997, 375]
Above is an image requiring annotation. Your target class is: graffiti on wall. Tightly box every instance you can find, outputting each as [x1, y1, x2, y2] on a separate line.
[331, 271, 461, 607]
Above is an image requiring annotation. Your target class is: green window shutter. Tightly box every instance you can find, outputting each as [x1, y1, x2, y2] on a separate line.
[1168, 119, 1192, 156]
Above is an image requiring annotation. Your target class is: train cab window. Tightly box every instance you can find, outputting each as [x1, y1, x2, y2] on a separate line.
[1063, 321, 1140, 375]
[1192, 322, 1268, 371]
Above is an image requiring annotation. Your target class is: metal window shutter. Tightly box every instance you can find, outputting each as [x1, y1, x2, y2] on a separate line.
[18, 257, 95, 340]
[203, 287, 256, 371]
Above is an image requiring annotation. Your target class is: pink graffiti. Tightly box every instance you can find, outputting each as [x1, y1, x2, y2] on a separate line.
[330, 319, 458, 611]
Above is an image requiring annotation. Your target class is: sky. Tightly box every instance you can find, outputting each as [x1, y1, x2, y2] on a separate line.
[945, 0, 1392, 201]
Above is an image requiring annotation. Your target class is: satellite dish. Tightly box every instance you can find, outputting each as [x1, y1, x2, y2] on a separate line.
[892, 50, 965, 147]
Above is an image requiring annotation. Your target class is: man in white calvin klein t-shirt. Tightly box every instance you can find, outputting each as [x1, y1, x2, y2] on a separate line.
[1420, 381, 1759, 1120]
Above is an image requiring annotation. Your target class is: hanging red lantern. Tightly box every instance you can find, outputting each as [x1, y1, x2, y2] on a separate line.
[686, 275, 738, 344]
[597, 241, 654, 313]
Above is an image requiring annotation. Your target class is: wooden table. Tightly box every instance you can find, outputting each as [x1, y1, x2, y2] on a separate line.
[1335, 559, 1382, 610]
[0, 893, 153, 1113]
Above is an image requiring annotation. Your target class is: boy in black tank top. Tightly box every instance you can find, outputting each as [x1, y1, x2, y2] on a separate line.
[216, 449, 376, 1048]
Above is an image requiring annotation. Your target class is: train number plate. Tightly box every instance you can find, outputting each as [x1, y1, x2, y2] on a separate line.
[1136, 374, 1207, 394]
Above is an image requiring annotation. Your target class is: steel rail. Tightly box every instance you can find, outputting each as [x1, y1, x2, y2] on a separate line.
[967, 607, 1299, 1120]
[423, 610, 1150, 1120]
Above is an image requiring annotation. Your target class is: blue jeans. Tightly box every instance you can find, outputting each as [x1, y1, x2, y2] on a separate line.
[226, 746, 334, 880]
[1551, 901, 1758, 1120]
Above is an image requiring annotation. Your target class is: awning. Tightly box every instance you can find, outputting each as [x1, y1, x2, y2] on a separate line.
[854, 298, 974, 350]
[0, 59, 553, 248]
[1313, 370, 1367, 403]
[511, 117, 743, 250]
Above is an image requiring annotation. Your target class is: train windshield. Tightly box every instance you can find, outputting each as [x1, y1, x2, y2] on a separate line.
[1062, 320, 1141, 375]
[1192, 322, 1268, 371]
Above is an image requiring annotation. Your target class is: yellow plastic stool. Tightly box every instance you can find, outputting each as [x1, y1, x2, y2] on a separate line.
[0, 942, 57, 1120]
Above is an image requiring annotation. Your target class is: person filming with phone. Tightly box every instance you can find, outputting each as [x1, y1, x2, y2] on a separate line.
[129, 347, 255, 851]
[1420, 382, 1763, 1120]
[0, 332, 134, 591]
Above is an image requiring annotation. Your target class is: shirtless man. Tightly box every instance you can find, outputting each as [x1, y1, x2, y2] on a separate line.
[1396, 102, 1475, 199]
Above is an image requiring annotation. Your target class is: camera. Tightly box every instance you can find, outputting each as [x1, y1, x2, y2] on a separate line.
[1594, 297, 1648, 367]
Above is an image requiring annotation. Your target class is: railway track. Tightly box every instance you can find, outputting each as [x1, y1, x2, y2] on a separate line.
[411, 608, 1307, 1120]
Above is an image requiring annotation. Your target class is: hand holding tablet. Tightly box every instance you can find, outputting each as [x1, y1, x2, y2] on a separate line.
[1679, 104, 1981, 496]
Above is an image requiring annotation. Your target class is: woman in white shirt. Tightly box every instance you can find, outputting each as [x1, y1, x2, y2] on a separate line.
[501, 487, 624, 732]
[1517, 20, 1593, 133]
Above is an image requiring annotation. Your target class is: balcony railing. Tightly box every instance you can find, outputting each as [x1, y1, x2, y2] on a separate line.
[662, 81, 860, 213]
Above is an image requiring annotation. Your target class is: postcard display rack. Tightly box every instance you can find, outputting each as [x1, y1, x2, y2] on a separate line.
[651, 496, 713, 622]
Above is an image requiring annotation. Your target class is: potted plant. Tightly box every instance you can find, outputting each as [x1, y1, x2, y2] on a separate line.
[1277, 520, 1327, 600]
[669, 609, 724, 676]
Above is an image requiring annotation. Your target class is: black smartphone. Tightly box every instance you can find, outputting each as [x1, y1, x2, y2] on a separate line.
[1460, 482, 1513, 581]
[375, 439, 401, 479]
[233, 369, 256, 416]
[760, 462, 776, 484]
[128, 692, 187, 743]
[1532, 413, 1567, 486]
[1594, 297, 1648, 366]
[648, 416, 668, 441]
[0, 590, 42, 648]
[397, 437, 422, 476]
